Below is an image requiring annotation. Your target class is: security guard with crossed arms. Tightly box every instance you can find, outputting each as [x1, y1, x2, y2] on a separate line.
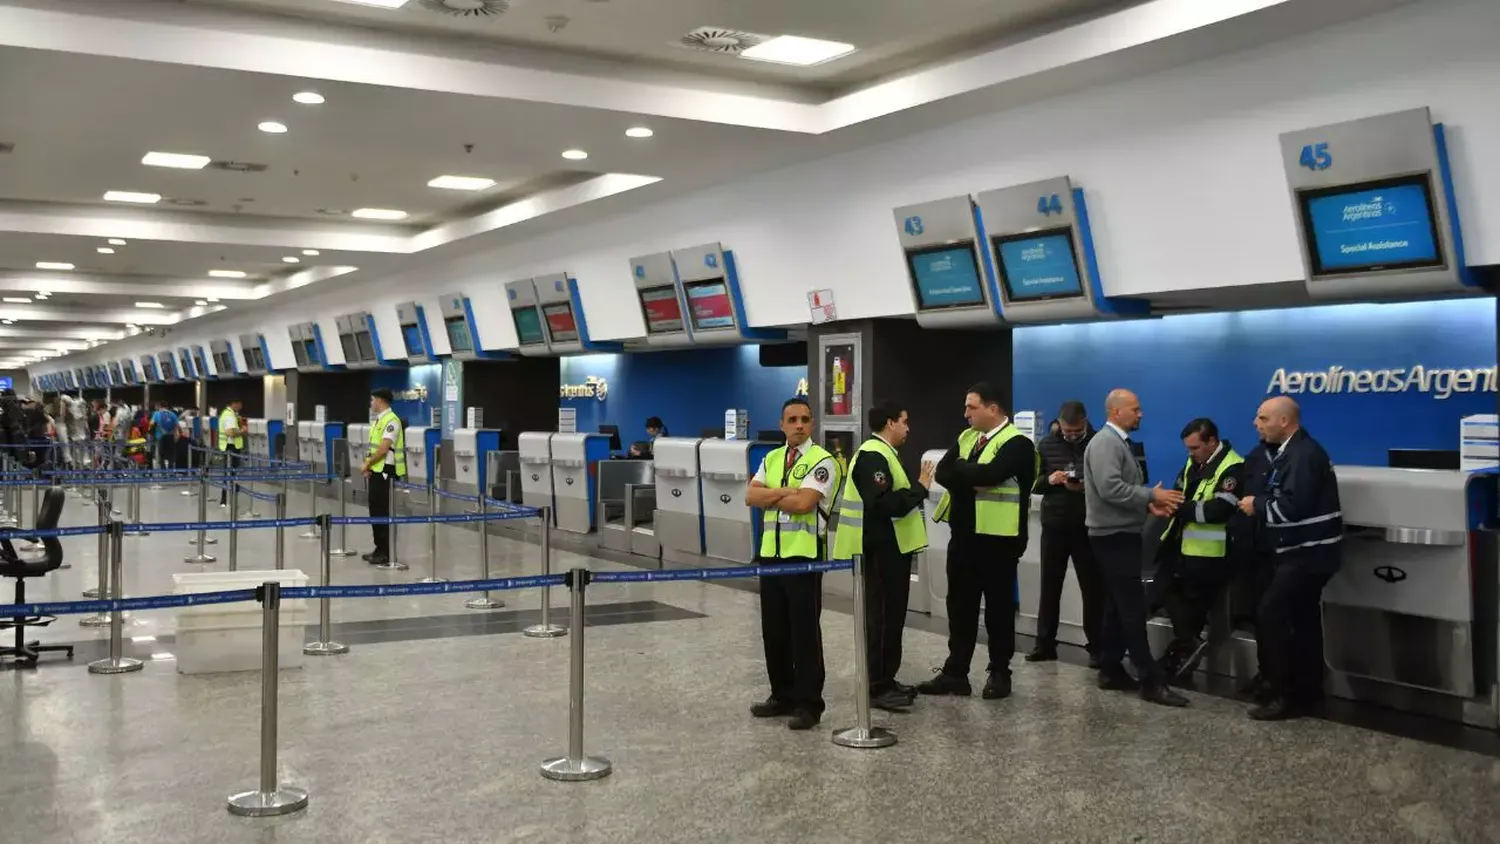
[361, 387, 405, 565]
[744, 397, 841, 732]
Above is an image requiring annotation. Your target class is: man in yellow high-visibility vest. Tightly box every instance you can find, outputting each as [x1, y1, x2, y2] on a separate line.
[360, 388, 405, 565]
[743, 397, 840, 731]
[217, 399, 245, 507]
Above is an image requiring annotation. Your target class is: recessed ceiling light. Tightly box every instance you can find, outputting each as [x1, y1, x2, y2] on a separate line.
[293, 91, 325, 105]
[142, 151, 211, 169]
[258, 121, 288, 134]
[194, 300, 208, 306]
[427, 175, 496, 191]
[104, 191, 161, 204]
[208, 270, 246, 279]
[2, 298, 31, 304]
[108, 238, 127, 246]
[330, 0, 409, 7]
[97, 247, 115, 254]
[740, 35, 856, 66]
[206, 296, 221, 303]
[625, 127, 654, 139]
[351, 208, 407, 220]
[561, 149, 589, 161]
[134, 302, 164, 309]
[0, 320, 12, 326]
[301, 249, 320, 256]
[282, 256, 300, 263]
[35, 262, 73, 271]
[32, 294, 46, 301]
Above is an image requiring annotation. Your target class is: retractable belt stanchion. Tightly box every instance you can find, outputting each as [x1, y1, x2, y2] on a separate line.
[540, 567, 610, 782]
[274, 492, 287, 570]
[181, 444, 197, 496]
[185, 469, 217, 564]
[329, 473, 355, 557]
[373, 473, 407, 571]
[304, 514, 348, 656]
[227, 581, 309, 817]
[832, 553, 897, 749]
[298, 467, 318, 540]
[80, 494, 110, 614]
[228, 483, 240, 572]
[523, 506, 565, 637]
[417, 478, 446, 584]
[29, 482, 39, 527]
[465, 493, 503, 610]
[88, 520, 144, 675]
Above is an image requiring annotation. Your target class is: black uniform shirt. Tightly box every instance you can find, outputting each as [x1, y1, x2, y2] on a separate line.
[849, 437, 928, 557]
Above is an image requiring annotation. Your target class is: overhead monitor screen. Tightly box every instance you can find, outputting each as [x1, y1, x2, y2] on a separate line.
[401, 323, 425, 357]
[214, 351, 233, 373]
[355, 330, 376, 362]
[340, 333, 360, 362]
[512, 307, 546, 346]
[685, 280, 735, 331]
[905, 243, 986, 310]
[444, 316, 473, 353]
[639, 285, 685, 334]
[542, 302, 579, 343]
[1296, 174, 1444, 276]
[160, 357, 177, 381]
[245, 345, 266, 371]
[179, 352, 194, 378]
[993, 227, 1086, 302]
[302, 338, 319, 364]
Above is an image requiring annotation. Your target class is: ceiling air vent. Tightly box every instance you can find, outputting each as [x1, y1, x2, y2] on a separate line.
[418, 0, 509, 16]
[164, 198, 208, 207]
[678, 27, 766, 55]
[0, 142, 13, 155]
[208, 160, 269, 173]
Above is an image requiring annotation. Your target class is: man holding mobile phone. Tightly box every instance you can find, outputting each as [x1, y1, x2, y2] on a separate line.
[1028, 401, 1103, 666]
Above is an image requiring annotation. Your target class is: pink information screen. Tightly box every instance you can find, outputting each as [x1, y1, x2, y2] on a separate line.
[685, 280, 734, 331]
[640, 286, 684, 334]
[542, 303, 579, 342]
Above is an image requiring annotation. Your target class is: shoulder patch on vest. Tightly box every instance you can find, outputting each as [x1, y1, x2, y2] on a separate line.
[791, 464, 810, 480]
[1221, 477, 1237, 492]
[814, 466, 830, 483]
[872, 470, 887, 487]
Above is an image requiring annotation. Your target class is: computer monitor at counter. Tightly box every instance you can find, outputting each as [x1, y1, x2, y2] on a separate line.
[598, 424, 622, 452]
[1388, 448, 1461, 470]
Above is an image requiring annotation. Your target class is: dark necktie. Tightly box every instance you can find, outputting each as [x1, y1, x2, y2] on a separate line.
[783, 448, 799, 477]
[972, 435, 989, 458]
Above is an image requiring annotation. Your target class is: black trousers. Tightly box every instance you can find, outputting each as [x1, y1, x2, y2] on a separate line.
[1157, 552, 1230, 646]
[368, 470, 395, 555]
[760, 567, 825, 712]
[217, 445, 241, 505]
[942, 535, 1018, 677]
[1035, 525, 1104, 653]
[1256, 562, 1334, 703]
[864, 548, 912, 694]
[1092, 531, 1163, 683]
[154, 436, 174, 468]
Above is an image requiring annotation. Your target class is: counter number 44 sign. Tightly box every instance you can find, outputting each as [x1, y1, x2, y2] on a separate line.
[808, 289, 837, 326]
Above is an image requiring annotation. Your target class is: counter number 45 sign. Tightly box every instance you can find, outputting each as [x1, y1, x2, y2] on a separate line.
[808, 289, 837, 326]
[1299, 142, 1332, 171]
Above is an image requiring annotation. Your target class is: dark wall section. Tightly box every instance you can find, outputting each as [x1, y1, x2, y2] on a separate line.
[463, 357, 561, 446]
[113, 386, 144, 406]
[294, 370, 372, 423]
[152, 381, 196, 408]
[207, 378, 264, 418]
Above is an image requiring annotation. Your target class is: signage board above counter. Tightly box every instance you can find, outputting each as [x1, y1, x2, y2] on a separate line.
[394, 301, 433, 364]
[504, 275, 620, 357]
[437, 292, 507, 361]
[238, 333, 269, 374]
[625, 243, 786, 349]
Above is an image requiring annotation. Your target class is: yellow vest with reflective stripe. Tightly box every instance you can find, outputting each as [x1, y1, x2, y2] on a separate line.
[933, 424, 1032, 537]
[833, 438, 928, 557]
[758, 443, 838, 560]
[218, 408, 244, 450]
[1163, 449, 1243, 558]
[368, 409, 407, 477]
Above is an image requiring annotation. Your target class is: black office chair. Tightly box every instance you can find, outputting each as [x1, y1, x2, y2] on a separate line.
[0, 486, 74, 668]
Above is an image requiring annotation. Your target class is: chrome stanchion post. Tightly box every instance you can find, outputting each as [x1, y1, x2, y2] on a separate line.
[466, 492, 503, 610]
[373, 473, 407, 571]
[228, 483, 240, 573]
[832, 554, 897, 749]
[185, 470, 217, 564]
[524, 506, 564, 637]
[298, 474, 318, 540]
[304, 514, 348, 656]
[540, 567, 610, 781]
[88, 520, 144, 675]
[80, 493, 110, 612]
[329, 474, 355, 556]
[417, 478, 446, 584]
[274, 492, 286, 570]
[227, 581, 309, 817]
[182, 444, 197, 496]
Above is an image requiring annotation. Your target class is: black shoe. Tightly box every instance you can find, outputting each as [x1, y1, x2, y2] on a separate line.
[750, 698, 795, 718]
[1097, 668, 1140, 691]
[1240, 673, 1277, 704]
[367, 553, 390, 565]
[1141, 683, 1189, 708]
[1024, 646, 1057, 663]
[871, 690, 914, 712]
[787, 709, 820, 731]
[892, 681, 917, 697]
[1086, 652, 1102, 670]
[1248, 697, 1304, 721]
[916, 670, 971, 696]
[982, 671, 1012, 700]
[361, 551, 376, 562]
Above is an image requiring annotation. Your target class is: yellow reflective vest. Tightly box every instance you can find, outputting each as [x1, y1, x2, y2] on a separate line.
[367, 409, 406, 477]
[933, 424, 1033, 537]
[832, 437, 928, 557]
[1162, 449, 1243, 559]
[758, 443, 838, 560]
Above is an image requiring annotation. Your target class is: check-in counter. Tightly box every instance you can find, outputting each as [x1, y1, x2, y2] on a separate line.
[699, 439, 774, 564]
[453, 428, 501, 500]
[246, 419, 268, 460]
[653, 437, 704, 566]
[345, 423, 370, 498]
[487, 450, 521, 502]
[518, 432, 556, 519]
[304, 421, 344, 477]
[295, 421, 314, 465]
[597, 459, 656, 556]
[404, 426, 442, 488]
[551, 432, 611, 534]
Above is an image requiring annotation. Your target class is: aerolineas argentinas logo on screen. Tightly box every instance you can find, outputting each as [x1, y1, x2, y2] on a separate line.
[1019, 244, 1049, 262]
[1341, 196, 1397, 224]
[1267, 365, 1497, 400]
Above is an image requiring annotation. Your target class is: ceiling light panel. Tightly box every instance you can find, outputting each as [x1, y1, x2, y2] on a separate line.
[208, 270, 246, 279]
[2, 298, 31, 304]
[352, 208, 407, 220]
[104, 191, 161, 204]
[625, 127, 654, 138]
[302, 249, 320, 256]
[135, 302, 164, 309]
[428, 175, 496, 191]
[97, 247, 115, 254]
[35, 262, 73, 270]
[332, 0, 410, 7]
[293, 91, 325, 104]
[561, 149, 589, 160]
[740, 35, 856, 66]
[283, 256, 300, 263]
[108, 239, 127, 246]
[258, 121, 288, 134]
[142, 151, 211, 169]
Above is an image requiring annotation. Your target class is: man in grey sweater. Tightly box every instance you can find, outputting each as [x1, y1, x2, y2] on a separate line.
[1084, 389, 1189, 707]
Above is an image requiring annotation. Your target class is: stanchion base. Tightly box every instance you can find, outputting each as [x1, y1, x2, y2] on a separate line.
[372, 561, 409, 571]
[539, 755, 612, 781]
[303, 641, 349, 656]
[78, 614, 111, 628]
[81, 588, 100, 599]
[146, 484, 165, 491]
[416, 576, 448, 584]
[831, 725, 897, 749]
[523, 624, 567, 638]
[184, 537, 220, 546]
[465, 597, 505, 610]
[128, 529, 150, 537]
[184, 554, 218, 564]
[227, 786, 309, 817]
[298, 531, 319, 540]
[87, 656, 144, 675]
[180, 489, 195, 497]
[329, 548, 358, 557]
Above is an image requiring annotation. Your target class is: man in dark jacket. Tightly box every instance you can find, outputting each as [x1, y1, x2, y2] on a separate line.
[1237, 396, 1342, 721]
[1027, 400, 1103, 666]
[917, 382, 1037, 700]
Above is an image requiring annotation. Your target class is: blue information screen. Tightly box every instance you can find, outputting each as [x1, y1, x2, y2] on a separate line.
[1299, 176, 1443, 275]
[906, 243, 985, 310]
[402, 323, 425, 357]
[512, 307, 545, 345]
[995, 229, 1084, 301]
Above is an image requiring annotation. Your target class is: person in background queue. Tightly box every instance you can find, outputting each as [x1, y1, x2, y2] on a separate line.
[150, 401, 179, 471]
[1083, 389, 1189, 707]
[1237, 396, 1342, 721]
[1151, 417, 1244, 682]
[1028, 400, 1103, 666]
[918, 382, 1037, 700]
[217, 399, 245, 506]
[832, 400, 934, 712]
[362, 388, 406, 566]
[744, 398, 840, 731]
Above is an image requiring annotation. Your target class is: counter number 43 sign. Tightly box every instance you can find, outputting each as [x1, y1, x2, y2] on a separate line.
[808, 289, 837, 326]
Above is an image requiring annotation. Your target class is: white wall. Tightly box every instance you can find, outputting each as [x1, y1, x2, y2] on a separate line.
[35, 0, 1500, 379]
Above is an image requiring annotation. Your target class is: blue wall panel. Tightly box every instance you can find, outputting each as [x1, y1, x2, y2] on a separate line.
[1014, 298, 1495, 482]
[369, 364, 442, 428]
[559, 346, 806, 443]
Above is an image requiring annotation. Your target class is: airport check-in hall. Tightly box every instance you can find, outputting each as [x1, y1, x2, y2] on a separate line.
[7, 0, 1500, 841]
